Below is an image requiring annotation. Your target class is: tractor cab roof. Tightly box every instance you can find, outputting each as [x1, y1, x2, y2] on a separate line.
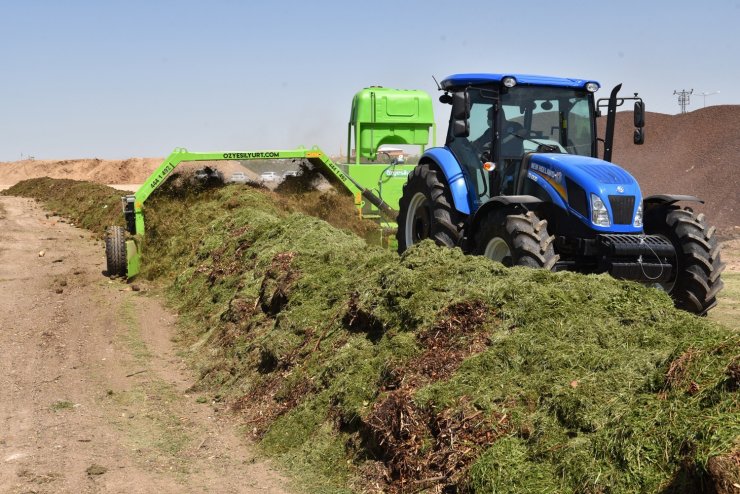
[440, 73, 600, 91]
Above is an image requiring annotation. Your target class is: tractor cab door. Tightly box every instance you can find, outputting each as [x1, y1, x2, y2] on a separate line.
[446, 87, 497, 208]
[495, 105, 527, 196]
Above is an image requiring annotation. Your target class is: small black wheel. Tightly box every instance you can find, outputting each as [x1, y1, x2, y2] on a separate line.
[105, 226, 127, 278]
[644, 206, 725, 315]
[396, 163, 464, 253]
[474, 210, 559, 269]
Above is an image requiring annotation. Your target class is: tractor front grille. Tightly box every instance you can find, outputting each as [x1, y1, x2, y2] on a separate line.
[608, 195, 635, 225]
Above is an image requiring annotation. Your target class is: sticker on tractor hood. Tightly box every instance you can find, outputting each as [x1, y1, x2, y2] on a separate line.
[530, 163, 563, 184]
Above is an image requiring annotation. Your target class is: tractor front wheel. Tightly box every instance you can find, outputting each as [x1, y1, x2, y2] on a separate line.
[396, 163, 463, 253]
[474, 210, 558, 269]
[105, 226, 128, 278]
[644, 206, 725, 315]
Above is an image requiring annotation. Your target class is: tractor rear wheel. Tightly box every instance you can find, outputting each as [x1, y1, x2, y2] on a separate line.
[396, 163, 463, 253]
[644, 206, 725, 315]
[105, 226, 128, 278]
[474, 210, 558, 269]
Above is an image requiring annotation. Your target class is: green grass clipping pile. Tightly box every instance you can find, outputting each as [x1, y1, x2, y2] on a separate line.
[6, 178, 739, 493]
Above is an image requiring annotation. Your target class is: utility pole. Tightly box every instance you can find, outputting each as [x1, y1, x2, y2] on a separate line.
[696, 91, 720, 108]
[673, 89, 693, 114]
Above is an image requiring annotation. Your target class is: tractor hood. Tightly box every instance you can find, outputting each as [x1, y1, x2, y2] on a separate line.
[527, 153, 643, 233]
[530, 154, 638, 189]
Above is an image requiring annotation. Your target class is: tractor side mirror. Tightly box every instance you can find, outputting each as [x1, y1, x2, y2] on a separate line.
[634, 101, 645, 127]
[634, 100, 645, 144]
[451, 91, 471, 138]
[452, 120, 470, 138]
[634, 127, 645, 145]
[452, 91, 470, 120]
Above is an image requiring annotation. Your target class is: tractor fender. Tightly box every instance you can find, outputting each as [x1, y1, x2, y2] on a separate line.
[420, 147, 471, 215]
[643, 194, 704, 206]
[470, 195, 543, 232]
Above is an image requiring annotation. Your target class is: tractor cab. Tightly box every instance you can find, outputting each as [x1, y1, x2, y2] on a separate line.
[442, 74, 602, 209]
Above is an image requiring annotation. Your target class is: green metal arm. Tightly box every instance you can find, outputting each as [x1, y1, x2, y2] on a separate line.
[122, 145, 403, 278]
[128, 146, 365, 236]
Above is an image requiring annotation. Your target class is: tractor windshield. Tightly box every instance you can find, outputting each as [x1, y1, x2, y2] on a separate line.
[445, 84, 597, 203]
[499, 86, 595, 157]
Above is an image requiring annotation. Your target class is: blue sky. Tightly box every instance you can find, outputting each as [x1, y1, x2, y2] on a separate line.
[1, 0, 738, 161]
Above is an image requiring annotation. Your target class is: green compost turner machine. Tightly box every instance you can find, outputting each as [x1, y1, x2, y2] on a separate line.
[105, 87, 435, 278]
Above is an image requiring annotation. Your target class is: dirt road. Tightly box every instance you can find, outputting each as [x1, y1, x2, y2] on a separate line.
[0, 197, 292, 493]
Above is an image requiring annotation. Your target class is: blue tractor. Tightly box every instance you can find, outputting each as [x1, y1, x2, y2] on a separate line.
[396, 73, 725, 314]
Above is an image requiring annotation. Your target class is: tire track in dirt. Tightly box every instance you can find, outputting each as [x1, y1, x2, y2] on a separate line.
[0, 196, 292, 494]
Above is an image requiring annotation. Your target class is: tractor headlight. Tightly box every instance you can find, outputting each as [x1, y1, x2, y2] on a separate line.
[586, 82, 600, 93]
[502, 76, 517, 88]
[633, 203, 643, 228]
[591, 194, 610, 227]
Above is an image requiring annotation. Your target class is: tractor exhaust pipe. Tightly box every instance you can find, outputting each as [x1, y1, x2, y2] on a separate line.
[603, 83, 621, 163]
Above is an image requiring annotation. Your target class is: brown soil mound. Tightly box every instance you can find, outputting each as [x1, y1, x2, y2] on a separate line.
[0, 158, 162, 186]
[0, 158, 257, 188]
[609, 105, 740, 233]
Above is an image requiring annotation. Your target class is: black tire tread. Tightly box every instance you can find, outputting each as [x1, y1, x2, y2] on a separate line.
[396, 163, 464, 252]
[475, 211, 559, 270]
[105, 226, 127, 278]
[645, 206, 725, 315]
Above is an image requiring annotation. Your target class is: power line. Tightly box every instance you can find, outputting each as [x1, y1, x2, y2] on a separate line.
[696, 91, 720, 108]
